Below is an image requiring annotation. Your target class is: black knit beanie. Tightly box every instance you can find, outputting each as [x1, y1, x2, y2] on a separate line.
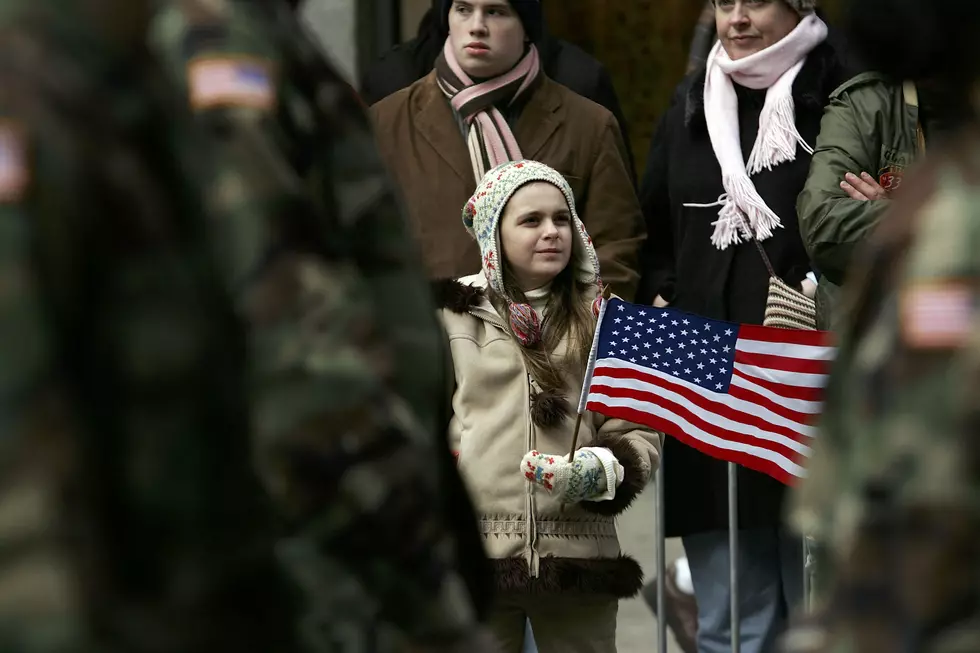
[441, 0, 542, 41]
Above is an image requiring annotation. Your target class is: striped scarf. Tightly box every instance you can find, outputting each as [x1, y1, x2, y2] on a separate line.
[435, 39, 542, 184]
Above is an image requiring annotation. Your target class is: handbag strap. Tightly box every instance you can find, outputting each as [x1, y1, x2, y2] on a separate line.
[734, 211, 779, 279]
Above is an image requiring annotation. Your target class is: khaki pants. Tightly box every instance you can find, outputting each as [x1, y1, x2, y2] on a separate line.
[487, 593, 618, 653]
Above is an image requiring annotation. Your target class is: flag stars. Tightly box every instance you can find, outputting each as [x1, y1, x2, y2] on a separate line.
[710, 359, 717, 364]
[659, 324, 667, 330]
[615, 318, 622, 324]
[701, 349, 708, 355]
[656, 338, 664, 344]
[714, 335, 721, 342]
[688, 353, 695, 359]
[672, 320, 679, 326]
[694, 378, 702, 384]
[644, 342, 652, 349]
[675, 358, 682, 366]
[666, 348, 673, 354]
[618, 305, 625, 312]
[630, 358, 637, 363]
[669, 333, 676, 339]
[707, 373, 714, 380]
[681, 330, 688, 336]
[723, 345, 731, 353]
[683, 319, 690, 325]
[679, 343, 686, 349]
[716, 383, 724, 390]
[697, 363, 705, 370]
[725, 329, 733, 336]
[633, 345, 640, 351]
[685, 368, 692, 375]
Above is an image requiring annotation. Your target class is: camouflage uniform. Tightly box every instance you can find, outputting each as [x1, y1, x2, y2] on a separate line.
[0, 1, 299, 651]
[786, 133, 980, 652]
[149, 1, 490, 651]
[0, 0, 487, 651]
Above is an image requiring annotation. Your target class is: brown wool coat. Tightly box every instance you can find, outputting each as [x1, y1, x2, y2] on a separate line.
[370, 71, 645, 300]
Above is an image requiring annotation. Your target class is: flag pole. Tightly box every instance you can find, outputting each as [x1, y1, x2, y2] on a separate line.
[656, 453, 667, 653]
[802, 536, 811, 614]
[560, 289, 611, 513]
[567, 287, 612, 462]
[729, 462, 741, 653]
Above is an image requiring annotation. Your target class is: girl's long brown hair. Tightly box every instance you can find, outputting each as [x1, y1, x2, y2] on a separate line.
[489, 259, 597, 399]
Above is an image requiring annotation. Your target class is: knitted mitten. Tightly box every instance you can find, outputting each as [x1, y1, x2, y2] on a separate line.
[521, 449, 609, 503]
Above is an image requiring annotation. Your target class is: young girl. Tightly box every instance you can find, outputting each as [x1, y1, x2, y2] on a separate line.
[436, 160, 661, 653]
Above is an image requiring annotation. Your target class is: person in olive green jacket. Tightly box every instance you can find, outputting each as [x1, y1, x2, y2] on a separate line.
[795, 72, 924, 330]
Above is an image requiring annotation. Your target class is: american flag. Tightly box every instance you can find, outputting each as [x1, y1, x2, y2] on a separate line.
[581, 299, 835, 485]
[187, 58, 274, 111]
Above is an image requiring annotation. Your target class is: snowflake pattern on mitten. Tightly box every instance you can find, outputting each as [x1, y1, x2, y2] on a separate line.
[521, 449, 608, 503]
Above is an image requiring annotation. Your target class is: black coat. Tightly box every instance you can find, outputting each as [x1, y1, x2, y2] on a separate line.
[637, 42, 847, 537]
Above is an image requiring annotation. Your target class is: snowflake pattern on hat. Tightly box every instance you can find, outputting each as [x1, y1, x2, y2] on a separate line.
[461, 160, 601, 301]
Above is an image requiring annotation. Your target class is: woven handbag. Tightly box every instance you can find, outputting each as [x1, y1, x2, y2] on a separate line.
[738, 215, 817, 331]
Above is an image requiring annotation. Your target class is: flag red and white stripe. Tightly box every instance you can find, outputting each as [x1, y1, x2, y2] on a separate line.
[582, 300, 835, 485]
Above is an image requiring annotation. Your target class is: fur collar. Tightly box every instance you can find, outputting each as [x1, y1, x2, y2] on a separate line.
[683, 41, 841, 130]
[432, 278, 485, 314]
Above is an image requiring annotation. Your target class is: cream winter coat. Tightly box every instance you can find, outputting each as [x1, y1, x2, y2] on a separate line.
[437, 274, 662, 597]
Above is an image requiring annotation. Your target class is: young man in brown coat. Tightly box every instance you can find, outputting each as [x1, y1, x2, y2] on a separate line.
[370, 0, 644, 299]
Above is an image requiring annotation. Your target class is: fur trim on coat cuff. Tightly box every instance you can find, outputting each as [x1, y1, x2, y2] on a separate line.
[492, 555, 643, 598]
[432, 278, 483, 313]
[579, 433, 648, 516]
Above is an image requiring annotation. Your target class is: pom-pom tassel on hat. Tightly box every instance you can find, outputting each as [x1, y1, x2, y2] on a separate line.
[591, 280, 606, 318]
[509, 302, 542, 347]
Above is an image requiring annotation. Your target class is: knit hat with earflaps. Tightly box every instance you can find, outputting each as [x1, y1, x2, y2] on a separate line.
[712, 0, 816, 14]
[462, 160, 602, 346]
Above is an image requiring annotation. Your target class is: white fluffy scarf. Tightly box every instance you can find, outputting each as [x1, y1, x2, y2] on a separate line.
[700, 14, 828, 249]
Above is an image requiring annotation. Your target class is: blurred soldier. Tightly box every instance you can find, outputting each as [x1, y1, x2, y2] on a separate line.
[785, 0, 980, 651]
[149, 0, 492, 650]
[0, 0, 490, 652]
[0, 1, 300, 651]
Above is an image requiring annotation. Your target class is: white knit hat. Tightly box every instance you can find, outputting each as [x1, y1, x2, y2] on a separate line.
[462, 159, 601, 300]
[713, 0, 816, 14]
[784, 0, 817, 13]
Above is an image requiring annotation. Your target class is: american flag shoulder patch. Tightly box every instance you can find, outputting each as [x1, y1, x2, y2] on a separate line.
[0, 124, 28, 202]
[187, 56, 274, 111]
[901, 282, 975, 349]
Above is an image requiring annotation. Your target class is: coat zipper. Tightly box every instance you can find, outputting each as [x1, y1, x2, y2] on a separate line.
[471, 307, 540, 578]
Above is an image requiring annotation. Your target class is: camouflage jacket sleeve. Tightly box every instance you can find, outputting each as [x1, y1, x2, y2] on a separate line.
[0, 112, 73, 653]
[788, 149, 980, 653]
[0, 22, 304, 650]
[151, 1, 484, 645]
